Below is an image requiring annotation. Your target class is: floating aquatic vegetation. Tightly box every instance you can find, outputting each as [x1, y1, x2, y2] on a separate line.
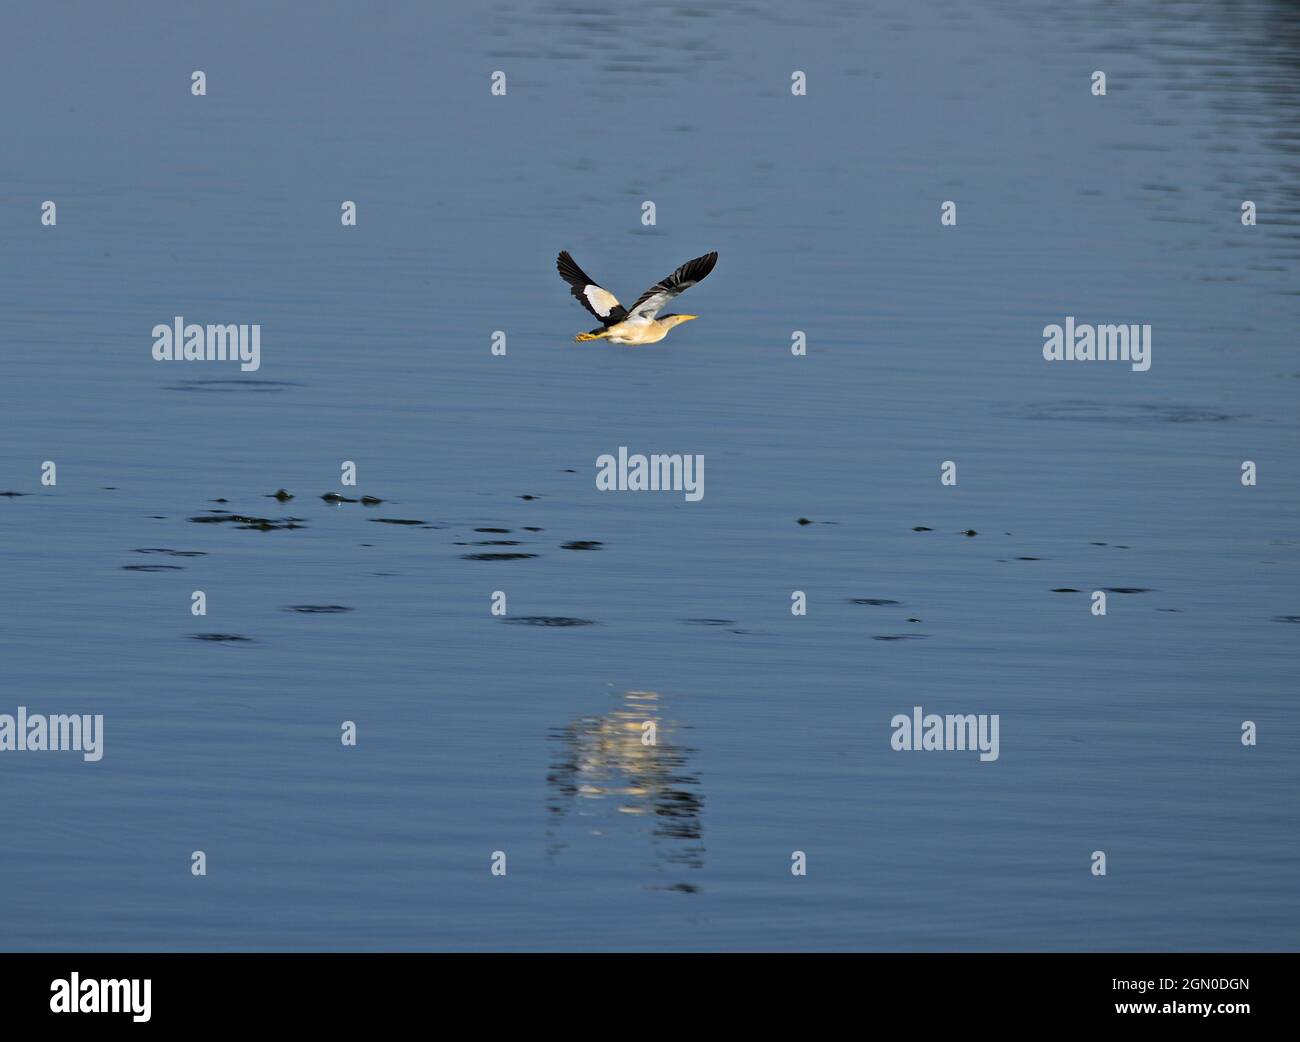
[850, 598, 901, 606]
[872, 634, 930, 641]
[561, 540, 603, 551]
[1106, 587, 1152, 594]
[518, 494, 539, 500]
[796, 517, 813, 526]
[1052, 588, 1081, 593]
[122, 564, 185, 572]
[369, 518, 425, 526]
[912, 526, 932, 531]
[475, 527, 511, 534]
[191, 633, 254, 642]
[134, 548, 207, 557]
[682, 618, 735, 626]
[321, 492, 357, 503]
[268, 489, 294, 501]
[962, 529, 978, 537]
[0, 491, 31, 497]
[284, 605, 353, 614]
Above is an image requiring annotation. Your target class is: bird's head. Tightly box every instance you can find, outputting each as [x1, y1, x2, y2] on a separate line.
[663, 314, 699, 328]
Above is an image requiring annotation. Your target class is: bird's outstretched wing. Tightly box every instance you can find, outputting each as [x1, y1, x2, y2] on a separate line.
[625, 251, 718, 321]
[557, 251, 628, 326]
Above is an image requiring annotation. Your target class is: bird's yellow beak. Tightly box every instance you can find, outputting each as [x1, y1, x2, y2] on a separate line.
[678, 315, 698, 322]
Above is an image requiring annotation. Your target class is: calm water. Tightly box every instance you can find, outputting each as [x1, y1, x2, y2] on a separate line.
[1, 1, 1297, 951]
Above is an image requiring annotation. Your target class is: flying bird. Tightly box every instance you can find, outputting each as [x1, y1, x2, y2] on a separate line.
[557, 250, 718, 345]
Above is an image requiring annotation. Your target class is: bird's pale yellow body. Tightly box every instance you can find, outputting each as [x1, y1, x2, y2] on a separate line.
[576, 315, 698, 345]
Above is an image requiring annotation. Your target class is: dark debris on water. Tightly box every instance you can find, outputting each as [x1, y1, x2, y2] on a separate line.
[188, 513, 306, 530]
[321, 492, 383, 504]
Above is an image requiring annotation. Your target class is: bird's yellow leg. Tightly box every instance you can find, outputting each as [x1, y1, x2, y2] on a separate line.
[575, 330, 610, 342]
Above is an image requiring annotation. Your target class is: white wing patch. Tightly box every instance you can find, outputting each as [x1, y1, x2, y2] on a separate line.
[584, 285, 622, 319]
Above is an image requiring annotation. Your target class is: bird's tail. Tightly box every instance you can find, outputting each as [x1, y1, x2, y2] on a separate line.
[575, 329, 610, 342]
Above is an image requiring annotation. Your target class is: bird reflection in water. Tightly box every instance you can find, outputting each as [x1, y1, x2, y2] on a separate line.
[546, 690, 704, 892]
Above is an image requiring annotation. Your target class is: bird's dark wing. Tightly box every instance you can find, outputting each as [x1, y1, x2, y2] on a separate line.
[625, 251, 718, 321]
[556, 251, 628, 326]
